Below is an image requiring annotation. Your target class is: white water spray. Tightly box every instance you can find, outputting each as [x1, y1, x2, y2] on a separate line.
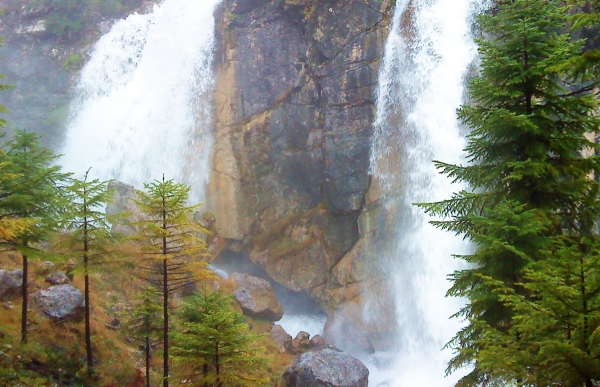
[60, 0, 222, 201]
[368, 0, 489, 385]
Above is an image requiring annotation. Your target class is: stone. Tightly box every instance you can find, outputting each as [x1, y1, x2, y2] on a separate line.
[283, 345, 369, 387]
[324, 311, 376, 355]
[0, 270, 23, 301]
[230, 273, 284, 321]
[31, 284, 84, 321]
[310, 334, 325, 347]
[35, 261, 55, 276]
[45, 271, 70, 285]
[106, 181, 141, 236]
[287, 331, 312, 354]
[269, 324, 292, 353]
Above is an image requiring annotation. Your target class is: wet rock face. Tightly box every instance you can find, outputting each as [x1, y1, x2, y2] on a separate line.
[0, 269, 23, 301]
[230, 272, 284, 321]
[283, 345, 369, 387]
[32, 284, 84, 321]
[210, 0, 391, 306]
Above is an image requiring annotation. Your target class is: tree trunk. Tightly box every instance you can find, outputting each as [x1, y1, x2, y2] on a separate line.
[84, 208, 93, 374]
[21, 253, 28, 343]
[163, 257, 168, 387]
[146, 336, 151, 387]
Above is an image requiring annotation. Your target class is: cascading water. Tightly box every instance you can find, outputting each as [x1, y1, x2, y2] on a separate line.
[368, 0, 489, 385]
[60, 0, 222, 201]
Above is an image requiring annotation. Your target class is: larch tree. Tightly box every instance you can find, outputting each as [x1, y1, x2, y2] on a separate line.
[126, 286, 164, 387]
[1, 130, 69, 344]
[56, 169, 123, 374]
[418, 0, 600, 385]
[171, 290, 269, 387]
[132, 176, 215, 387]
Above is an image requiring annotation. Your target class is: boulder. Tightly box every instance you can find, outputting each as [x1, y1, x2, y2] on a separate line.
[310, 334, 325, 347]
[270, 324, 292, 353]
[229, 273, 284, 321]
[287, 331, 312, 354]
[0, 270, 23, 301]
[31, 284, 84, 321]
[283, 345, 369, 387]
[45, 271, 70, 285]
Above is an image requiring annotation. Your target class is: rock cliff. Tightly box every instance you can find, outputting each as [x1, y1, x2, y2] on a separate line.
[208, 0, 392, 334]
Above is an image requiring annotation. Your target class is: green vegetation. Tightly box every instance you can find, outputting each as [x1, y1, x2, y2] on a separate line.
[132, 176, 215, 387]
[172, 290, 270, 387]
[420, 0, 600, 386]
[63, 53, 85, 70]
[57, 170, 124, 375]
[1, 131, 70, 343]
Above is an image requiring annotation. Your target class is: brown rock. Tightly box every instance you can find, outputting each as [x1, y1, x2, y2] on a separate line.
[269, 324, 292, 353]
[0, 270, 23, 301]
[229, 273, 284, 321]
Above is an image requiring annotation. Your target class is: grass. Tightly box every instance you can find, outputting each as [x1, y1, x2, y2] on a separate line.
[0, 246, 295, 386]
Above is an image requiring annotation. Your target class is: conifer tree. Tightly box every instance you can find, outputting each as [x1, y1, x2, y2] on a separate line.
[57, 169, 123, 374]
[418, 0, 600, 385]
[126, 286, 164, 387]
[1, 130, 69, 343]
[476, 235, 600, 387]
[133, 176, 214, 387]
[171, 290, 269, 387]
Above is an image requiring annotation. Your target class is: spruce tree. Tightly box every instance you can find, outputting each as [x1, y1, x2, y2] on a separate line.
[171, 291, 269, 387]
[1, 130, 69, 343]
[418, 0, 600, 385]
[56, 169, 123, 374]
[126, 286, 164, 387]
[476, 235, 600, 387]
[133, 176, 214, 387]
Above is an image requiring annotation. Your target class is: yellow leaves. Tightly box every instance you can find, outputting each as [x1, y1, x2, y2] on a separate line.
[0, 217, 37, 242]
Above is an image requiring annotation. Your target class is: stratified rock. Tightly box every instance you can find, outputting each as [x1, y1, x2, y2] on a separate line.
[270, 324, 292, 353]
[230, 273, 284, 321]
[31, 284, 84, 321]
[283, 345, 369, 387]
[45, 271, 70, 285]
[0, 270, 23, 301]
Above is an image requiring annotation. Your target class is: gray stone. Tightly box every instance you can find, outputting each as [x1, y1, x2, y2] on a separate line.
[283, 345, 369, 387]
[45, 271, 70, 285]
[230, 273, 284, 321]
[31, 284, 84, 321]
[0, 270, 23, 301]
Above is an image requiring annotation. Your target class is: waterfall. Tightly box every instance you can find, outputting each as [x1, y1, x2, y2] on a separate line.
[60, 0, 222, 201]
[368, 0, 490, 385]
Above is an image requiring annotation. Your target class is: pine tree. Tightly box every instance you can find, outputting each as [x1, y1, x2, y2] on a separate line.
[56, 169, 123, 374]
[171, 290, 269, 387]
[133, 176, 214, 387]
[126, 286, 164, 387]
[1, 130, 69, 343]
[418, 1, 600, 385]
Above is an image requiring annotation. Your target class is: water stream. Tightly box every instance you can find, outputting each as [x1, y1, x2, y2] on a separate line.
[60, 0, 222, 201]
[368, 0, 489, 385]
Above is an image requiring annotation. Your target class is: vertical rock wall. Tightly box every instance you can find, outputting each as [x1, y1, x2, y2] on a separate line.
[208, 0, 392, 327]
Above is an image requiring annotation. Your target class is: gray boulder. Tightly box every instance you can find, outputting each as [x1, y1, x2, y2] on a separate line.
[229, 273, 284, 321]
[45, 271, 71, 285]
[283, 345, 369, 387]
[32, 284, 84, 321]
[0, 270, 23, 301]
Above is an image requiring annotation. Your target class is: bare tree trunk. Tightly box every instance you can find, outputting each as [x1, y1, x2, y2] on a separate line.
[21, 253, 28, 343]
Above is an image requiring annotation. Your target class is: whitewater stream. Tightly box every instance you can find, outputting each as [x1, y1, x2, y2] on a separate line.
[60, 0, 222, 202]
[367, 0, 490, 385]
